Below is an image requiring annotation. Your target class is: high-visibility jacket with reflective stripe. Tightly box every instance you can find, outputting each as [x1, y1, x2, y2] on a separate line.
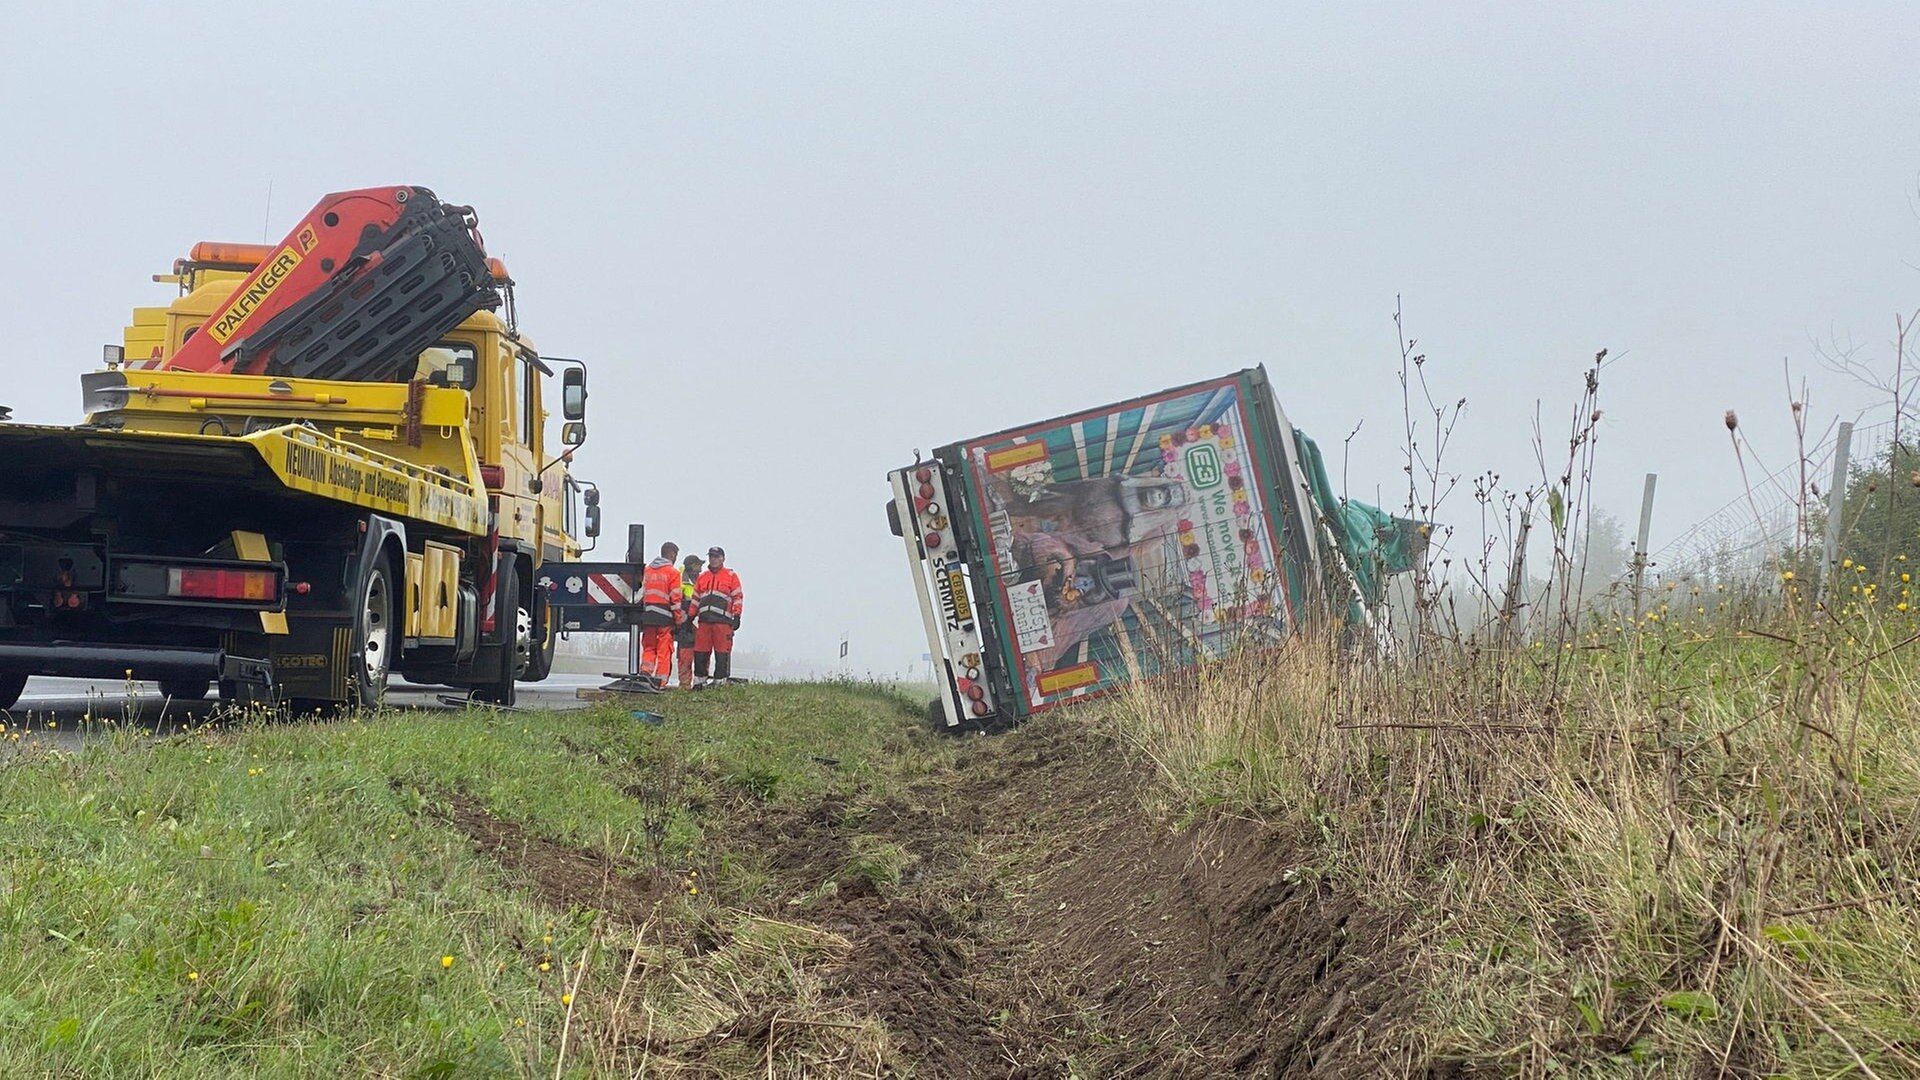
[695, 567, 743, 624]
[675, 581, 698, 643]
[640, 559, 684, 627]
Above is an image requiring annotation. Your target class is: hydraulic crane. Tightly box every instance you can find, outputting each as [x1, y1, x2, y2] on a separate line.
[163, 186, 498, 382]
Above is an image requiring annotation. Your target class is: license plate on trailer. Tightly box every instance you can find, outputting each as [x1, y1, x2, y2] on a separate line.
[946, 570, 973, 623]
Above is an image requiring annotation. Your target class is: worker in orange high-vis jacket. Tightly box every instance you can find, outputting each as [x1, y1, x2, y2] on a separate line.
[692, 546, 744, 687]
[638, 542, 683, 687]
[674, 553, 703, 689]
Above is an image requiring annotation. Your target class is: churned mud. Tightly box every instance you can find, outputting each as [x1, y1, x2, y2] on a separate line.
[449, 718, 1427, 1077]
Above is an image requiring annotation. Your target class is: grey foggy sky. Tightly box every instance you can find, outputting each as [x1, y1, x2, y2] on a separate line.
[4, 3, 1919, 676]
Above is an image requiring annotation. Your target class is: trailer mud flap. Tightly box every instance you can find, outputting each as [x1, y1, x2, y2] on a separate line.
[271, 620, 351, 700]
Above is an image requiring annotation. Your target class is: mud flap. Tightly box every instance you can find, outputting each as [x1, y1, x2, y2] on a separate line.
[271, 619, 352, 701]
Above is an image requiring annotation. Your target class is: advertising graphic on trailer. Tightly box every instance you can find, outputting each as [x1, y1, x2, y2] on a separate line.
[963, 377, 1294, 712]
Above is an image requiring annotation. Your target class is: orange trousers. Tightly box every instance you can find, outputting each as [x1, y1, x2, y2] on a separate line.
[640, 626, 676, 681]
[694, 621, 735, 681]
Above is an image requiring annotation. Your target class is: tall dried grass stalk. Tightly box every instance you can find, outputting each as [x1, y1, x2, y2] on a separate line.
[1110, 615, 1920, 1076]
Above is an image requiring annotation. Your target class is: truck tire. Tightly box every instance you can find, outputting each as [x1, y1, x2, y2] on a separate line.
[351, 556, 397, 709]
[472, 558, 519, 706]
[157, 679, 210, 702]
[512, 602, 535, 680]
[523, 589, 556, 682]
[0, 672, 25, 710]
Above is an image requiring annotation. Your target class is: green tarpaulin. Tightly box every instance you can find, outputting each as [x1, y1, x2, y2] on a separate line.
[1292, 430, 1427, 623]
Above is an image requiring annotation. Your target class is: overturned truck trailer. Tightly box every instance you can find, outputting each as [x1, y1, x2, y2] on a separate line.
[886, 366, 1423, 732]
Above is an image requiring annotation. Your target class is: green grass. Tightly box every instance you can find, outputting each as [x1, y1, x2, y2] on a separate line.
[0, 680, 941, 1078]
[1107, 605, 1920, 1078]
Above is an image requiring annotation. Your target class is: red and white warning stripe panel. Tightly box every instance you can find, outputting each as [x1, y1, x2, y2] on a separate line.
[586, 573, 633, 605]
[537, 562, 643, 609]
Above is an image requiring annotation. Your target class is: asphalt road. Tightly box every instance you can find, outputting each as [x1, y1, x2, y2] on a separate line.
[1, 674, 604, 753]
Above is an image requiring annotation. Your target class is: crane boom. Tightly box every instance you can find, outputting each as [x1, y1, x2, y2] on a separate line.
[163, 185, 498, 382]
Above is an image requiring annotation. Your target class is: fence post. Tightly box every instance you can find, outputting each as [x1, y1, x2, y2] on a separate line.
[1630, 473, 1657, 617]
[1499, 513, 1531, 643]
[1819, 421, 1853, 605]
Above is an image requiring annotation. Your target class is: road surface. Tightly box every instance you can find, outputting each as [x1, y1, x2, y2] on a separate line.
[1, 674, 605, 753]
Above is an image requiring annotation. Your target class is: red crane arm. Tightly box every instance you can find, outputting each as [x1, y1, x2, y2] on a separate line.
[164, 185, 497, 381]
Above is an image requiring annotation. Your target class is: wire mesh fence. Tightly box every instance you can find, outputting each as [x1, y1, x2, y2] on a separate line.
[1650, 417, 1902, 583]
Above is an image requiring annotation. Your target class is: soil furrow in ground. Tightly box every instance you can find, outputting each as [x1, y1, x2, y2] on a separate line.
[443, 715, 1426, 1076]
[713, 716, 1427, 1077]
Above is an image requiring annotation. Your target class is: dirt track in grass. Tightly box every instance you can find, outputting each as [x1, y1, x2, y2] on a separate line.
[450, 715, 1427, 1078]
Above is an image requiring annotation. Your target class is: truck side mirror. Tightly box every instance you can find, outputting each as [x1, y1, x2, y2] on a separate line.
[562, 368, 587, 420]
[583, 486, 599, 507]
[561, 421, 586, 447]
[585, 504, 601, 538]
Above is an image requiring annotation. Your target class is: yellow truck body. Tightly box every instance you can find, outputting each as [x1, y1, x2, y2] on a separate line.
[0, 215, 595, 710]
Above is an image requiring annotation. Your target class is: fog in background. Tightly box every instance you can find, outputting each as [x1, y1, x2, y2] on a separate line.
[3, 4, 1918, 676]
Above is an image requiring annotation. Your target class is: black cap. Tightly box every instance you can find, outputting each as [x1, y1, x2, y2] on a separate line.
[708, 546, 725, 557]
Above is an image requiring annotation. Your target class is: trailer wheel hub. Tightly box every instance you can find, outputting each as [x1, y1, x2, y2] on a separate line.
[511, 605, 533, 679]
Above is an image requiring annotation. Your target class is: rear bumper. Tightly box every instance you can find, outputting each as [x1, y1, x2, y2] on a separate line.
[0, 642, 271, 686]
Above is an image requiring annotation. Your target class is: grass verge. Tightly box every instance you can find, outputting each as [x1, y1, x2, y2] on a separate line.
[0, 680, 942, 1078]
[1108, 612, 1920, 1077]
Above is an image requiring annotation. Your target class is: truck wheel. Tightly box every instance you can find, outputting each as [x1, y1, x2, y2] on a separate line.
[472, 558, 519, 706]
[157, 679, 210, 701]
[0, 672, 25, 710]
[352, 556, 397, 709]
[523, 590, 556, 682]
[512, 602, 535, 680]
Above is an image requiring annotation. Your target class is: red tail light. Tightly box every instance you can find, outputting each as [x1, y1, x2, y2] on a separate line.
[169, 568, 279, 601]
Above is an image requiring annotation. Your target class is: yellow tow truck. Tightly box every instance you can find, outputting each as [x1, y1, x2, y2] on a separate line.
[0, 185, 599, 709]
